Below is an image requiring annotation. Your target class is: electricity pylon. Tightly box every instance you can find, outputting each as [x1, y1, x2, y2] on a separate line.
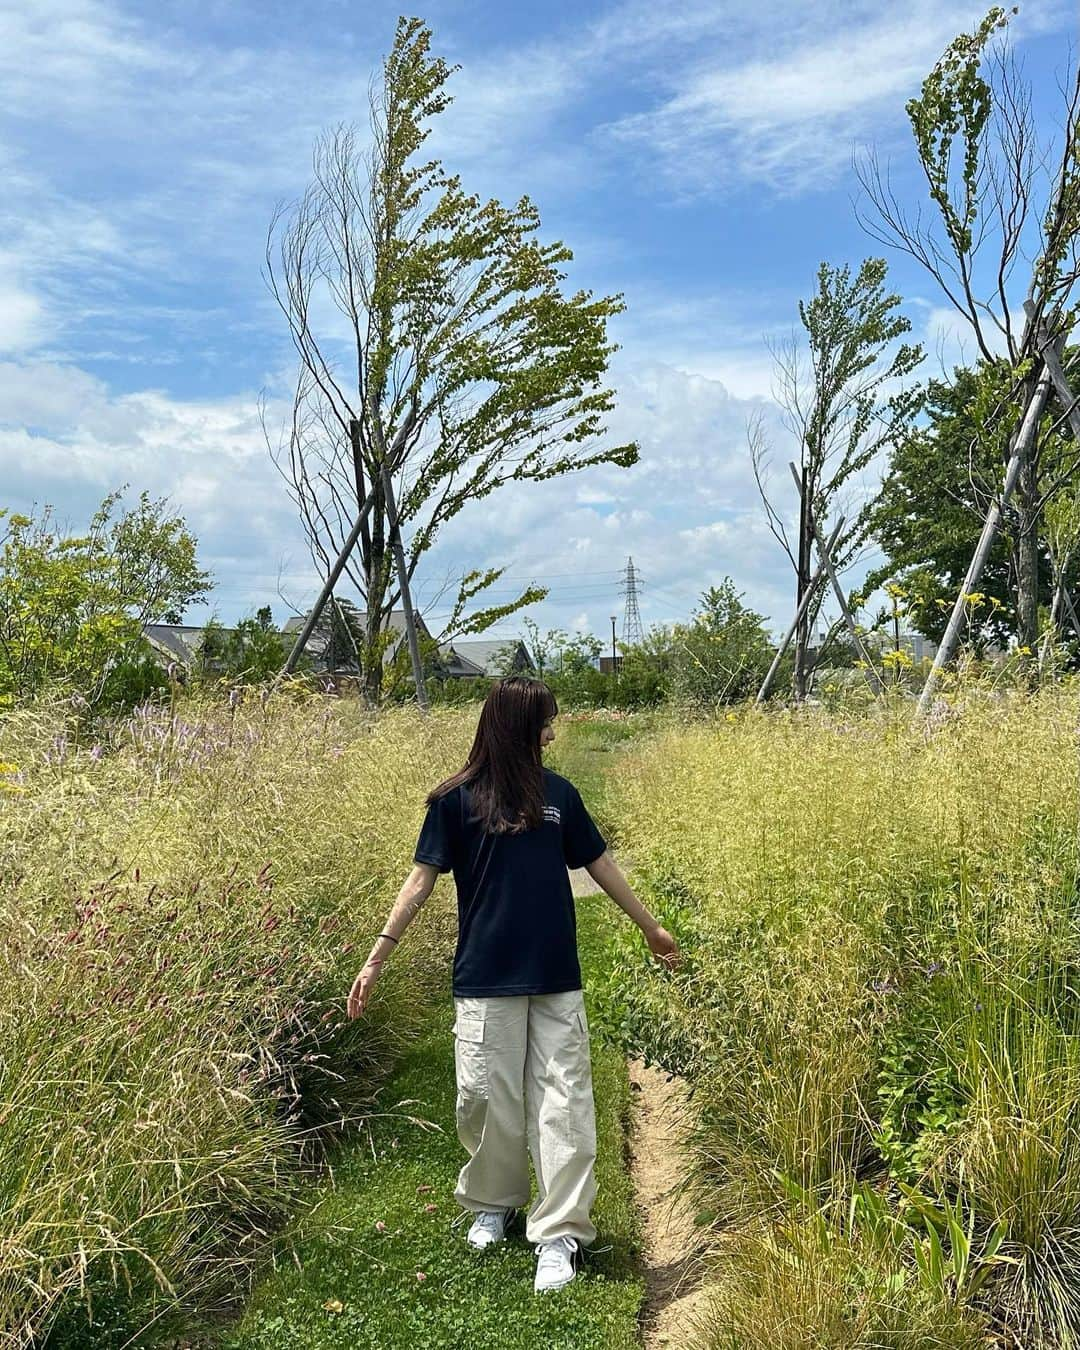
[620, 557, 644, 646]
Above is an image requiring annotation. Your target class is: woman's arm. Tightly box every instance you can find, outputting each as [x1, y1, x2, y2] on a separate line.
[347, 862, 440, 1018]
[584, 849, 681, 969]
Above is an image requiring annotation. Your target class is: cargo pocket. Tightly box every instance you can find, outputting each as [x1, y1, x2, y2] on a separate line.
[453, 1013, 488, 1099]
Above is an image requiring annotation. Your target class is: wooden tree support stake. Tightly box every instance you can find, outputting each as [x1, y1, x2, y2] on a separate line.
[1062, 589, 1080, 643]
[757, 518, 846, 705]
[275, 481, 378, 687]
[380, 455, 429, 713]
[917, 302, 1079, 715]
[916, 362, 1054, 714]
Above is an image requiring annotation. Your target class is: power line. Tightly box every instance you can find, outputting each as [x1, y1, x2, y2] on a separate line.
[481, 569, 622, 581]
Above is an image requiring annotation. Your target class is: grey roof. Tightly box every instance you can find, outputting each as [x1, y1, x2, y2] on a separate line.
[281, 607, 433, 666]
[142, 625, 211, 665]
[437, 639, 534, 677]
[143, 614, 533, 680]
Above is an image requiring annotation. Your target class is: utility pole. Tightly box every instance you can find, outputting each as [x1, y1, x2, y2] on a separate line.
[610, 615, 618, 674]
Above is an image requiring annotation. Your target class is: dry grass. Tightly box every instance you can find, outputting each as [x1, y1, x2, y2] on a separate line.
[598, 681, 1080, 1346]
[0, 687, 474, 1347]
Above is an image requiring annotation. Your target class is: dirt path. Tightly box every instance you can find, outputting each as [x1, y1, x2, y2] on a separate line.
[624, 1056, 710, 1346]
[572, 865, 710, 1347]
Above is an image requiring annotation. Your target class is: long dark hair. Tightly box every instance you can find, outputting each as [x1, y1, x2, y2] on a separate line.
[427, 676, 558, 833]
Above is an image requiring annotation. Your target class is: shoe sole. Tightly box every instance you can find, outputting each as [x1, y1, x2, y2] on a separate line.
[534, 1272, 579, 1293]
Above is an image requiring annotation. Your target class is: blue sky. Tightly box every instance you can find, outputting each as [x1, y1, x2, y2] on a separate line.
[0, 0, 1074, 645]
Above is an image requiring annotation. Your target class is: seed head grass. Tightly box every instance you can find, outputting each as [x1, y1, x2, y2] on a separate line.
[596, 682, 1080, 1344]
[0, 687, 476, 1346]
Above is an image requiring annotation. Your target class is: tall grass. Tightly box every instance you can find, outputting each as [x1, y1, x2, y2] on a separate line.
[0, 688, 473, 1347]
[597, 682, 1080, 1346]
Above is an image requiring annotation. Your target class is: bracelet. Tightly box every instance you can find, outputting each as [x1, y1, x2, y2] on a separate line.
[378, 933, 399, 945]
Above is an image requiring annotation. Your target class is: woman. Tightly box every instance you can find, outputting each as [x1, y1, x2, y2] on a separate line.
[347, 676, 680, 1294]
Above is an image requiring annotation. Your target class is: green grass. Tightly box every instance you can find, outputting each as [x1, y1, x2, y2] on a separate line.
[208, 894, 644, 1350]
[547, 709, 661, 845]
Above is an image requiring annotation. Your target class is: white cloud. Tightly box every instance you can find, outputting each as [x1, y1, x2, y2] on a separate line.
[0, 356, 315, 616]
[409, 356, 811, 638]
[0, 0, 1070, 645]
[598, 0, 1063, 194]
[0, 274, 46, 353]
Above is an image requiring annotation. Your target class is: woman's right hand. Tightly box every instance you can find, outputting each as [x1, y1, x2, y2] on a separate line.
[347, 960, 382, 1019]
[645, 924, 682, 971]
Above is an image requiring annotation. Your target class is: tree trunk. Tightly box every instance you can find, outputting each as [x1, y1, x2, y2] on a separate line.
[1015, 444, 1041, 652]
[363, 474, 388, 705]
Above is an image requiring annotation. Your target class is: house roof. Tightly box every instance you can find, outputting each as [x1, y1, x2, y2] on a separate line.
[437, 638, 533, 677]
[283, 607, 431, 635]
[282, 607, 433, 665]
[142, 614, 533, 679]
[142, 624, 211, 665]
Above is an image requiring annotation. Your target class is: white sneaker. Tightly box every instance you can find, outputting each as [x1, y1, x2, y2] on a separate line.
[466, 1207, 515, 1249]
[533, 1235, 582, 1292]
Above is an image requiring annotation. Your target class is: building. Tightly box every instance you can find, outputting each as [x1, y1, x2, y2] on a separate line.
[143, 610, 535, 682]
[281, 607, 439, 673]
[863, 629, 940, 663]
[436, 639, 535, 679]
[142, 624, 220, 671]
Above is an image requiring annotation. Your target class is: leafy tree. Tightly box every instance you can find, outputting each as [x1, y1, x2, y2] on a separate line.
[266, 17, 637, 703]
[520, 617, 601, 681]
[190, 606, 297, 687]
[857, 6, 1080, 655]
[664, 580, 775, 707]
[0, 489, 210, 708]
[750, 257, 923, 700]
[862, 365, 1035, 646]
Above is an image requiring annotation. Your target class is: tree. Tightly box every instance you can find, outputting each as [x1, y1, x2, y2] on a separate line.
[265, 17, 637, 704]
[0, 489, 211, 708]
[520, 616, 601, 681]
[862, 363, 1039, 647]
[1043, 464, 1080, 651]
[856, 6, 1080, 655]
[190, 606, 296, 687]
[665, 580, 774, 707]
[750, 257, 923, 699]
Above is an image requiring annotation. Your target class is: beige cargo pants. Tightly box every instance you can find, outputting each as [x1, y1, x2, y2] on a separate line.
[452, 988, 598, 1247]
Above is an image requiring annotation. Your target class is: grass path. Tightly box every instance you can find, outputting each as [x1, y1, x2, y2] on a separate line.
[211, 890, 645, 1350]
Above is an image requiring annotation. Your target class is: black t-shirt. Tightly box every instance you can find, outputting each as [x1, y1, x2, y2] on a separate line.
[412, 767, 608, 997]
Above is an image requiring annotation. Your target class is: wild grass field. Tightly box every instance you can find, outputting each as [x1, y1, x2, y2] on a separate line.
[594, 681, 1080, 1347]
[0, 690, 476, 1346]
[7, 682, 1080, 1347]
